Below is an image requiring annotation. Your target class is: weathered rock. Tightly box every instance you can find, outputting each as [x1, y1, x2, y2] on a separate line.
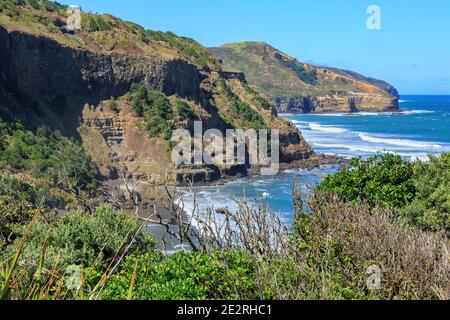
[276, 92, 399, 114]
[0, 25, 314, 185]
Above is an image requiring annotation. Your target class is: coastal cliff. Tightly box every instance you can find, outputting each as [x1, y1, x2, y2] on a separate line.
[209, 42, 399, 113]
[0, 2, 314, 183]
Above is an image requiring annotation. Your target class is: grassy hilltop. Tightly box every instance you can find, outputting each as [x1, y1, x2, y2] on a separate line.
[210, 42, 399, 113]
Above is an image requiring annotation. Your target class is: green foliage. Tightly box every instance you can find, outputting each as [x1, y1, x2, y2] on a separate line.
[219, 81, 267, 130]
[402, 153, 450, 232]
[144, 91, 175, 140]
[146, 30, 215, 69]
[0, 175, 65, 247]
[4, 206, 148, 273]
[256, 96, 271, 110]
[109, 97, 119, 113]
[243, 84, 272, 110]
[318, 153, 415, 208]
[128, 83, 147, 116]
[175, 100, 199, 120]
[25, 0, 39, 10]
[0, 0, 22, 17]
[42, 0, 60, 12]
[274, 53, 317, 85]
[128, 84, 175, 140]
[0, 126, 98, 190]
[82, 14, 112, 32]
[102, 250, 259, 300]
[318, 153, 450, 232]
[292, 192, 448, 300]
[0, 0, 61, 16]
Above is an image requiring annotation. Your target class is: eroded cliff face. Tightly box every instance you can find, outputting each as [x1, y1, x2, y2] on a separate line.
[210, 42, 400, 114]
[0, 26, 202, 106]
[276, 92, 399, 114]
[0, 26, 314, 183]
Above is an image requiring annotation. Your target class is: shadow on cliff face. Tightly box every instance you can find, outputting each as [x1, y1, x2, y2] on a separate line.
[0, 26, 211, 140]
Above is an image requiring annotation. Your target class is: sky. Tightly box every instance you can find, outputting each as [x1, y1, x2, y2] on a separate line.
[57, 0, 450, 95]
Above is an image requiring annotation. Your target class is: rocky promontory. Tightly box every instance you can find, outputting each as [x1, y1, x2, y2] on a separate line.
[210, 42, 399, 114]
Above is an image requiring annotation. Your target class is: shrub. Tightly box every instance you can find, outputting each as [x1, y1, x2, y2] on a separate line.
[128, 84, 175, 140]
[402, 153, 450, 232]
[291, 192, 450, 300]
[318, 153, 415, 209]
[0, 126, 98, 191]
[145, 31, 214, 69]
[243, 84, 272, 110]
[102, 250, 259, 300]
[109, 97, 119, 113]
[274, 53, 317, 85]
[3, 206, 149, 274]
[144, 91, 175, 140]
[175, 100, 198, 120]
[318, 153, 449, 232]
[219, 80, 267, 130]
[82, 14, 111, 32]
[0, 175, 65, 247]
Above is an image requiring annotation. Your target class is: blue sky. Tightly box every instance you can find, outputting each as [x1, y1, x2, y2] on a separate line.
[58, 0, 450, 94]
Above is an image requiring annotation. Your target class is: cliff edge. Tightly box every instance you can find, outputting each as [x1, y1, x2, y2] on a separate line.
[209, 42, 399, 113]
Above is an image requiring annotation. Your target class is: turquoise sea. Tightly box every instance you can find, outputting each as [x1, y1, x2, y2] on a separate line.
[179, 96, 450, 222]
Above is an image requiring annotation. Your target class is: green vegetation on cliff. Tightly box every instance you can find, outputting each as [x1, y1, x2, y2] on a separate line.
[210, 42, 392, 98]
[0, 0, 218, 70]
[0, 1, 446, 302]
[0, 119, 99, 250]
[0, 145, 448, 300]
[319, 153, 450, 232]
[218, 80, 267, 130]
[128, 84, 176, 140]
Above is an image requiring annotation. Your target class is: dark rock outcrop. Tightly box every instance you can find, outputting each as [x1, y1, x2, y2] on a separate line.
[0, 26, 203, 106]
[0, 25, 315, 183]
[276, 93, 399, 114]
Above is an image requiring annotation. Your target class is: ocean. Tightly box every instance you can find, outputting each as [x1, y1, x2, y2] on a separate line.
[178, 95, 450, 222]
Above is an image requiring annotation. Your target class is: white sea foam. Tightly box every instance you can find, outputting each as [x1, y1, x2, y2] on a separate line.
[309, 123, 347, 133]
[314, 113, 349, 117]
[313, 143, 382, 154]
[311, 110, 434, 117]
[357, 133, 442, 149]
[402, 110, 435, 115]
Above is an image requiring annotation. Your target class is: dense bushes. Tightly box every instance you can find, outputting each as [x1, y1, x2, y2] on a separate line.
[0, 176, 63, 248]
[0, 121, 98, 249]
[5, 206, 145, 271]
[82, 14, 112, 32]
[274, 53, 317, 85]
[102, 250, 259, 300]
[128, 84, 177, 140]
[219, 80, 267, 130]
[318, 153, 449, 232]
[109, 97, 119, 113]
[175, 100, 199, 121]
[145, 31, 215, 69]
[144, 91, 176, 140]
[0, 125, 98, 191]
[0, 0, 62, 17]
[318, 154, 415, 208]
[291, 193, 449, 300]
[0, 0, 22, 17]
[0, 114, 448, 300]
[0, 206, 153, 299]
[401, 153, 450, 231]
